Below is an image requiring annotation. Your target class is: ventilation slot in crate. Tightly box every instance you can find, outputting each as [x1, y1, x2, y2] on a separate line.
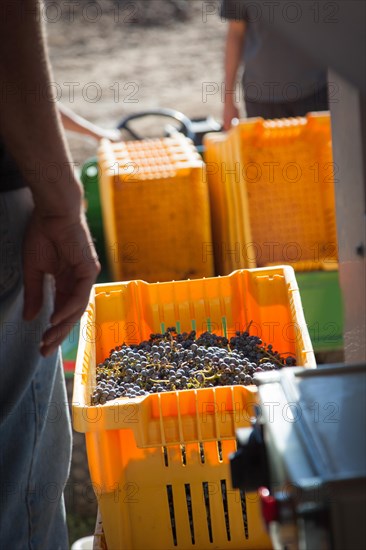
[166, 484, 177, 546]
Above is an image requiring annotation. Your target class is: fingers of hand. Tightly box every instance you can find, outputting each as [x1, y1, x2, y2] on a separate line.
[40, 304, 93, 356]
[50, 265, 99, 327]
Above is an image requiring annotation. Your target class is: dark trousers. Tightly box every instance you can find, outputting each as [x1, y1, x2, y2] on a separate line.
[245, 86, 329, 118]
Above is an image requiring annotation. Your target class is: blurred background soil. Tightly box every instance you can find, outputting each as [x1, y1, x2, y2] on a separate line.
[47, 0, 227, 166]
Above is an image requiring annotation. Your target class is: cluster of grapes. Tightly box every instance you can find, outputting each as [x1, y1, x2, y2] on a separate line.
[91, 327, 296, 404]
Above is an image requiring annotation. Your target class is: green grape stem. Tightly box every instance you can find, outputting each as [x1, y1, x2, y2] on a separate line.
[149, 378, 171, 385]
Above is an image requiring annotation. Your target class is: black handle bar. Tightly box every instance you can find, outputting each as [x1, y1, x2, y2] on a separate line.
[117, 108, 195, 141]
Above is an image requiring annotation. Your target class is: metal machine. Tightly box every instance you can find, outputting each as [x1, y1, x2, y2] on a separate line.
[230, 364, 366, 550]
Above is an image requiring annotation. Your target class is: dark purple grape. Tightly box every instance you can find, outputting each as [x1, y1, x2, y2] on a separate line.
[91, 326, 296, 404]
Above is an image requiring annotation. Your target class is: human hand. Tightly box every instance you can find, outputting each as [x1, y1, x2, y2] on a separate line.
[223, 101, 240, 131]
[90, 127, 122, 142]
[22, 209, 100, 356]
[101, 128, 122, 142]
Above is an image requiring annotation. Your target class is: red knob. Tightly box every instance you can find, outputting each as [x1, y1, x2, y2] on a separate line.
[259, 487, 278, 524]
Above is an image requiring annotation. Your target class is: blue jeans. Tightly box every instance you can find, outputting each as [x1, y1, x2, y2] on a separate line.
[0, 189, 72, 549]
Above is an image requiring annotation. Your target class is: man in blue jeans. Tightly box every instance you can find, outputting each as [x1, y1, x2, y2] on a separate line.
[0, 1, 100, 548]
[221, 0, 329, 129]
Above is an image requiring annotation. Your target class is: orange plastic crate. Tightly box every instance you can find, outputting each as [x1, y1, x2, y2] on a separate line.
[98, 134, 214, 283]
[204, 133, 254, 275]
[73, 267, 314, 550]
[204, 113, 338, 275]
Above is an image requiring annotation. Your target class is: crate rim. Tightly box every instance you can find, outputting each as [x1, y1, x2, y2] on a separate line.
[88, 265, 298, 293]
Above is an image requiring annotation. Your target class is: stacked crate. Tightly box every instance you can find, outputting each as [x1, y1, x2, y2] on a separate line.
[204, 132, 253, 275]
[98, 134, 214, 283]
[204, 114, 343, 351]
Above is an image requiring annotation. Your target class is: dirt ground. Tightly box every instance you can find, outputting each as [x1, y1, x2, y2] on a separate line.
[47, 0, 228, 167]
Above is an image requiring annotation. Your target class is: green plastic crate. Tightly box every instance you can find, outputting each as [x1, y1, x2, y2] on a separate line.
[80, 157, 110, 283]
[296, 270, 344, 352]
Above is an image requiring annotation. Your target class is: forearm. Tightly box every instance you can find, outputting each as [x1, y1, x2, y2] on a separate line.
[0, 0, 82, 217]
[224, 20, 246, 101]
[59, 103, 121, 142]
[59, 104, 98, 140]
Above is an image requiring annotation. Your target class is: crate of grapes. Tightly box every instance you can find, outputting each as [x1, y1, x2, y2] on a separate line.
[98, 133, 214, 283]
[204, 112, 338, 275]
[72, 267, 315, 550]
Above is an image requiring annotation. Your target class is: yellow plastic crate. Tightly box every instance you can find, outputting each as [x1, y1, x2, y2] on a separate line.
[73, 267, 315, 550]
[204, 113, 338, 275]
[98, 134, 214, 282]
[204, 133, 254, 275]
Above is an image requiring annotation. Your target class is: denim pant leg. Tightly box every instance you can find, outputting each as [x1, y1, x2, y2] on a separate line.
[0, 189, 72, 550]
